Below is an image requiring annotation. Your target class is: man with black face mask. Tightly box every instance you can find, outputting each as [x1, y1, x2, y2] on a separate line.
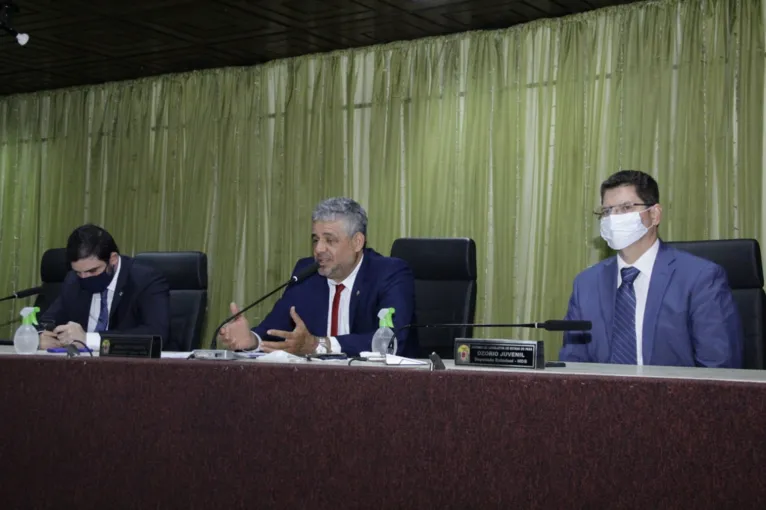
[39, 224, 170, 351]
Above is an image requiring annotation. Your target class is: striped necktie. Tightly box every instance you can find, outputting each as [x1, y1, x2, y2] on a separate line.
[610, 266, 640, 364]
[95, 289, 109, 333]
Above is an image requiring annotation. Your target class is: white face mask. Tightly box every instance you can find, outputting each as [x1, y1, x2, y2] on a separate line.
[600, 208, 654, 251]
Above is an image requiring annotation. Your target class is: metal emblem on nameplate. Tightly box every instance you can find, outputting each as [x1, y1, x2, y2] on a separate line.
[454, 338, 544, 369]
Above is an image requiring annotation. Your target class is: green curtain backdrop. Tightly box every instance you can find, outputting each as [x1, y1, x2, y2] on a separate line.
[0, 0, 762, 354]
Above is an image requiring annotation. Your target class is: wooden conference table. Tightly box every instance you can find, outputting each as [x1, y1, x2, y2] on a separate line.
[0, 346, 765, 509]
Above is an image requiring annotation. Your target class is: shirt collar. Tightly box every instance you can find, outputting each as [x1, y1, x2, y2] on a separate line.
[108, 256, 122, 292]
[617, 239, 660, 278]
[328, 254, 364, 291]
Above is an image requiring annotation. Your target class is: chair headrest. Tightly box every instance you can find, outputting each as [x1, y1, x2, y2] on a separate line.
[665, 239, 763, 288]
[134, 252, 208, 290]
[40, 248, 70, 283]
[391, 238, 476, 281]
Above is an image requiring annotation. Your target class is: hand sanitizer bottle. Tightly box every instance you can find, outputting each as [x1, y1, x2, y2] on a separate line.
[370, 307, 397, 355]
[14, 306, 40, 354]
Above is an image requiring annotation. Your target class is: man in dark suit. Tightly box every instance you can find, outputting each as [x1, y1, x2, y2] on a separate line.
[39, 224, 171, 350]
[559, 170, 743, 367]
[219, 197, 417, 357]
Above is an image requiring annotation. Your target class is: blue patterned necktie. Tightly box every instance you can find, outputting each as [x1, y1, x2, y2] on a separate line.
[610, 266, 640, 364]
[95, 289, 109, 333]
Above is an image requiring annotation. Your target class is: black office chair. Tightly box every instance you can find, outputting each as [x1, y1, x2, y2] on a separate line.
[134, 251, 208, 352]
[665, 239, 765, 370]
[390, 238, 477, 359]
[34, 248, 70, 315]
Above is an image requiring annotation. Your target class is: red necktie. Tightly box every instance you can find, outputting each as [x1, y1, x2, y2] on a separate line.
[330, 284, 345, 336]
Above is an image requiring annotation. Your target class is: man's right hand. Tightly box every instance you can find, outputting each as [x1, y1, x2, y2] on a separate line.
[219, 302, 257, 350]
[38, 330, 62, 350]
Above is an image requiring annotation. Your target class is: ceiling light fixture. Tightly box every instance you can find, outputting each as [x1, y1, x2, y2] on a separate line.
[0, 2, 29, 46]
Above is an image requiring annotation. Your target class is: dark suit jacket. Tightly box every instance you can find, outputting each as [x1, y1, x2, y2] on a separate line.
[41, 256, 171, 348]
[559, 242, 743, 368]
[252, 248, 418, 357]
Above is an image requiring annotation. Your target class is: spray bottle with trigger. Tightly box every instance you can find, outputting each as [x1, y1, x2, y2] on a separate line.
[14, 306, 40, 354]
[370, 307, 397, 355]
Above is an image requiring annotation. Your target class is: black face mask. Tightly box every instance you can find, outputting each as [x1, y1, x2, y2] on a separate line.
[79, 263, 115, 294]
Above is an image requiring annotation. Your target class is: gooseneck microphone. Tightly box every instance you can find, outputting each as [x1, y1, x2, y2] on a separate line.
[210, 262, 320, 349]
[396, 320, 592, 334]
[0, 286, 43, 303]
[388, 320, 592, 354]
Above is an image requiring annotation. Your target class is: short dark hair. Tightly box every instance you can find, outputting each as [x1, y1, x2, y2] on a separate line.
[66, 224, 120, 263]
[600, 170, 660, 205]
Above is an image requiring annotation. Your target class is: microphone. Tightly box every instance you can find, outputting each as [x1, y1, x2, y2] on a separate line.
[397, 320, 592, 334]
[209, 261, 320, 349]
[429, 352, 446, 370]
[387, 320, 592, 354]
[0, 286, 42, 303]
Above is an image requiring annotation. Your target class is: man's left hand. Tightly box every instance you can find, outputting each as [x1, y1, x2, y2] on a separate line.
[53, 322, 86, 346]
[261, 306, 318, 355]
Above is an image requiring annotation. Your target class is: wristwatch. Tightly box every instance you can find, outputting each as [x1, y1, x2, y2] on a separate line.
[316, 336, 331, 353]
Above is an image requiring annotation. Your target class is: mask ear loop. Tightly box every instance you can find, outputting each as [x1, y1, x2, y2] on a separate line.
[643, 204, 659, 228]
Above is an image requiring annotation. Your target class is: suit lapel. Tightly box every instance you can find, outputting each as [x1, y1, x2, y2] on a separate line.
[74, 289, 92, 329]
[642, 244, 675, 364]
[348, 251, 372, 331]
[109, 256, 131, 326]
[599, 257, 618, 349]
[313, 276, 330, 335]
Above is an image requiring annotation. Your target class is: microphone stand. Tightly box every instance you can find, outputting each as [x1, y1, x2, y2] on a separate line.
[389, 321, 592, 357]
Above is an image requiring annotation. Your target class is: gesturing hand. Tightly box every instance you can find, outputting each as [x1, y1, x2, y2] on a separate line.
[218, 302, 257, 350]
[261, 307, 318, 355]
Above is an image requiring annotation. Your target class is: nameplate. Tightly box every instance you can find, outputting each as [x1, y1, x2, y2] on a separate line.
[100, 334, 162, 359]
[454, 338, 544, 369]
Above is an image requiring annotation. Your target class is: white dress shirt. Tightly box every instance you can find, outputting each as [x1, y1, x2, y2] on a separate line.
[84, 256, 122, 349]
[616, 239, 660, 365]
[318, 254, 364, 354]
[252, 255, 364, 353]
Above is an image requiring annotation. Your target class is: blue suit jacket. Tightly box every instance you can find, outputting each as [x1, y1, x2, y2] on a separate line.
[41, 256, 172, 348]
[559, 243, 743, 368]
[252, 248, 418, 357]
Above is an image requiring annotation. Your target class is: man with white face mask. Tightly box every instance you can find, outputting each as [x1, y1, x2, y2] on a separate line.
[559, 170, 743, 367]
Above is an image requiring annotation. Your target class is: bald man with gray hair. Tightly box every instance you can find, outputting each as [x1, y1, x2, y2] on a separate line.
[220, 197, 418, 357]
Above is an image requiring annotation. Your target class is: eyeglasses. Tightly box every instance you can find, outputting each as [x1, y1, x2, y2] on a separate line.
[595, 202, 653, 219]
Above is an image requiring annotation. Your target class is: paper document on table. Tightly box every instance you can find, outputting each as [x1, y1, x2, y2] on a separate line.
[234, 351, 268, 359]
[385, 354, 428, 366]
[359, 351, 386, 362]
[255, 350, 306, 363]
[161, 352, 194, 359]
